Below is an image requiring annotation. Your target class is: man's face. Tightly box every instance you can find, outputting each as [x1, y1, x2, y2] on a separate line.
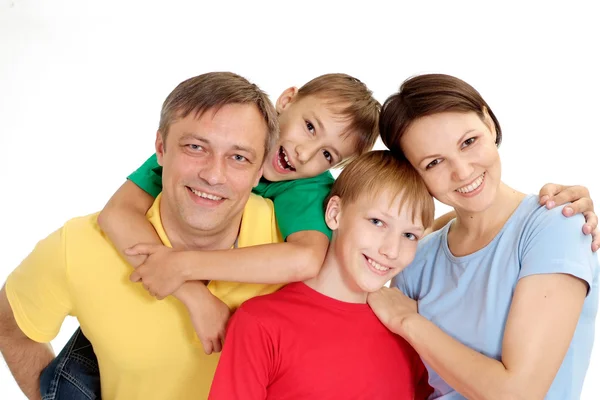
[156, 103, 267, 233]
[326, 190, 425, 293]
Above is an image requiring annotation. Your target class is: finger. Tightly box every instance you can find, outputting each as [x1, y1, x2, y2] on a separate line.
[212, 338, 223, 353]
[129, 271, 142, 282]
[143, 283, 150, 292]
[563, 198, 594, 218]
[539, 183, 564, 205]
[552, 187, 591, 210]
[582, 211, 598, 235]
[124, 243, 159, 256]
[201, 339, 214, 355]
[592, 229, 600, 253]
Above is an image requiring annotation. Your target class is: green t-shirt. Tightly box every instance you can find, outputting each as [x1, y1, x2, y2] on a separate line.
[127, 154, 333, 240]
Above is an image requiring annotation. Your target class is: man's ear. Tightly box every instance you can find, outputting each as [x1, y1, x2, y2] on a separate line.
[325, 196, 342, 231]
[276, 87, 299, 114]
[482, 107, 498, 144]
[155, 131, 165, 166]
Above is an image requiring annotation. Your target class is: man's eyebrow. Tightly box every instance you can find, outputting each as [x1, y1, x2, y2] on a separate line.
[181, 133, 257, 158]
[180, 132, 209, 143]
[232, 144, 257, 158]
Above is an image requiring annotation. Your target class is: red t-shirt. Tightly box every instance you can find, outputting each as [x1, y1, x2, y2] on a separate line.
[209, 282, 432, 399]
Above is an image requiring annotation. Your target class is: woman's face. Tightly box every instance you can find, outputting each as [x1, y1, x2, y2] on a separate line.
[400, 111, 501, 214]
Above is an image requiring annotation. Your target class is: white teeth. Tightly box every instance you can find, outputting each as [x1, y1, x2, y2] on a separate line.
[367, 257, 390, 272]
[279, 147, 294, 170]
[190, 188, 223, 201]
[456, 172, 485, 193]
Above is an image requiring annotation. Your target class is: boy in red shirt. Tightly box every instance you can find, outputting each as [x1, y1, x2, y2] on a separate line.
[209, 150, 435, 399]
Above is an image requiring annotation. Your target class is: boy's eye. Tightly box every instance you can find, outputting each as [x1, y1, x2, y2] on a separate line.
[425, 158, 442, 170]
[369, 218, 384, 227]
[322, 150, 333, 163]
[461, 137, 477, 149]
[403, 232, 418, 241]
[306, 121, 316, 135]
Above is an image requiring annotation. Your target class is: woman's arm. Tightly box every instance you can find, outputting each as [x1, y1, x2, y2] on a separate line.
[370, 273, 587, 400]
[127, 230, 329, 299]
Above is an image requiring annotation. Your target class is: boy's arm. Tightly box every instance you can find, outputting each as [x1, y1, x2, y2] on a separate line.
[97, 180, 159, 267]
[128, 230, 329, 298]
[0, 287, 53, 400]
[208, 307, 272, 400]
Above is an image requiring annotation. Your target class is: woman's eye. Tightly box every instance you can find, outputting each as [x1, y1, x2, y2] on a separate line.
[306, 121, 315, 135]
[426, 158, 442, 170]
[461, 137, 476, 148]
[323, 150, 332, 163]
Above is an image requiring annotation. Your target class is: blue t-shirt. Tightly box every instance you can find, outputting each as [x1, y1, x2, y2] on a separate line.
[394, 195, 599, 399]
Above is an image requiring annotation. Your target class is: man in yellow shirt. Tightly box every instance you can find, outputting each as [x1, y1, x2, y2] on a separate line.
[0, 72, 282, 400]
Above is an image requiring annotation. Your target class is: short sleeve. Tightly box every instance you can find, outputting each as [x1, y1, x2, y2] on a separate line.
[5, 227, 73, 343]
[520, 208, 596, 293]
[209, 307, 273, 399]
[127, 153, 163, 198]
[272, 175, 333, 240]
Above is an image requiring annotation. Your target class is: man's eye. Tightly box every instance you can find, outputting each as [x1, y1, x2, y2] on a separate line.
[188, 144, 203, 151]
[323, 150, 332, 163]
[426, 159, 442, 170]
[233, 155, 248, 162]
[461, 137, 476, 148]
[306, 121, 315, 135]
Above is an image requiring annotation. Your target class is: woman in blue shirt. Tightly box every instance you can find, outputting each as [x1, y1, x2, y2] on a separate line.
[369, 73, 599, 399]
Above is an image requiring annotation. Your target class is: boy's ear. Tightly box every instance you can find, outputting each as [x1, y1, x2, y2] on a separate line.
[325, 196, 342, 230]
[276, 87, 299, 114]
[155, 131, 165, 166]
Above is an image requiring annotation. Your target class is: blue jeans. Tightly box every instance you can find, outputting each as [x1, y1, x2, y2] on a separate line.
[40, 328, 101, 400]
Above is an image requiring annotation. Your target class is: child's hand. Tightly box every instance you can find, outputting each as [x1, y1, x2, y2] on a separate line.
[184, 288, 231, 355]
[367, 287, 418, 337]
[127, 243, 188, 299]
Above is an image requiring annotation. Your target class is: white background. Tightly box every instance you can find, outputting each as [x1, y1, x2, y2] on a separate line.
[1, 0, 598, 398]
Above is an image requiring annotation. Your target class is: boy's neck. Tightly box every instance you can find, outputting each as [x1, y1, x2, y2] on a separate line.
[304, 247, 368, 304]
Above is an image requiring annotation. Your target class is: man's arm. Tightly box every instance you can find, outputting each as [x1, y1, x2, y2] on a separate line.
[0, 286, 54, 400]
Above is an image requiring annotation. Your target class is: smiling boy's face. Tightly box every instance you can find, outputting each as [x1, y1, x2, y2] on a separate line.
[261, 89, 359, 182]
[325, 190, 426, 293]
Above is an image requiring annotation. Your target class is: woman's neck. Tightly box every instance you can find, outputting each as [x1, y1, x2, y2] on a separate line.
[449, 182, 526, 256]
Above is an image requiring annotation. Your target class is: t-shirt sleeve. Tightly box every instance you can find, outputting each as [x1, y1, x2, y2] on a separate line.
[519, 207, 596, 293]
[5, 227, 73, 343]
[272, 177, 333, 240]
[127, 153, 163, 198]
[209, 307, 273, 400]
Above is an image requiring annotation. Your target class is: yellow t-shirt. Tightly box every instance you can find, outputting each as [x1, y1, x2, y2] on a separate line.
[6, 194, 283, 400]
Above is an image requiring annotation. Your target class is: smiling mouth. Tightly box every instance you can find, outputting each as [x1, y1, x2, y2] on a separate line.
[277, 146, 296, 171]
[455, 172, 485, 194]
[365, 255, 391, 273]
[188, 187, 224, 201]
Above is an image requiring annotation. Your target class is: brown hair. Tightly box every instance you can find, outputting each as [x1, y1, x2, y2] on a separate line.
[159, 72, 279, 158]
[296, 73, 381, 165]
[326, 150, 434, 228]
[379, 74, 502, 158]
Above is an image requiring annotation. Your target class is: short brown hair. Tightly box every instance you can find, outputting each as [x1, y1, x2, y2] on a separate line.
[159, 72, 279, 158]
[297, 73, 380, 165]
[379, 74, 502, 158]
[326, 150, 434, 228]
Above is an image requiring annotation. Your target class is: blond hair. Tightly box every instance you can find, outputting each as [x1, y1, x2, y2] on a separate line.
[159, 72, 279, 158]
[297, 73, 380, 165]
[326, 150, 434, 228]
